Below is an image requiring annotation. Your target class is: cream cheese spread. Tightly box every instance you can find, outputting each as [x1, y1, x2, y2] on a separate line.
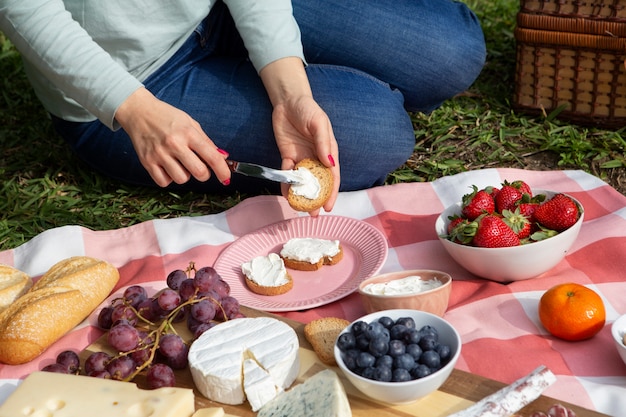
[241, 254, 289, 287]
[363, 276, 443, 296]
[280, 238, 340, 264]
[289, 167, 321, 200]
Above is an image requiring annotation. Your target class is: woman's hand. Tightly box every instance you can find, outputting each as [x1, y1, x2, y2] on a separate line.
[114, 87, 231, 187]
[260, 57, 340, 214]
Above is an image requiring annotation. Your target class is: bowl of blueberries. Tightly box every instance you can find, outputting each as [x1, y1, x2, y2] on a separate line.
[334, 309, 461, 404]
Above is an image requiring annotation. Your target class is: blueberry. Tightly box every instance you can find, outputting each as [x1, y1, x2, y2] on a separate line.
[378, 316, 395, 329]
[351, 320, 368, 336]
[436, 344, 451, 362]
[387, 339, 406, 357]
[395, 317, 416, 329]
[389, 324, 408, 341]
[419, 350, 441, 369]
[360, 366, 376, 379]
[393, 353, 416, 371]
[341, 349, 360, 371]
[411, 364, 432, 379]
[419, 325, 438, 339]
[375, 354, 393, 369]
[392, 368, 412, 382]
[365, 321, 385, 340]
[336, 332, 356, 351]
[406, 343, 423, 360]
[419, 333, 438, 351]
[374, 365, 392, 382]
[368, 337, 388, 358]
[356, 351, 376, 368]
[403, 328, 421, 345]
[355, 334, 370, 350]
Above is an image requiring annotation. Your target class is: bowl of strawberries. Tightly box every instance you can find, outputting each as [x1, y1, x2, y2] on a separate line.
[435, 180, 584, 282]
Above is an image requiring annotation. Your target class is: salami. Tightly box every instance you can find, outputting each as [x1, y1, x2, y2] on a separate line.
[448, 366, 557, 417]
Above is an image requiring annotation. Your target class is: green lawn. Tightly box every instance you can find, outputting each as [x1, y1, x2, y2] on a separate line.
[1, 0, 625, 250]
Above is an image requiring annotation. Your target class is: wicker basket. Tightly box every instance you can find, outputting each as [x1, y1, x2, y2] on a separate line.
[514, 1, 626, 128]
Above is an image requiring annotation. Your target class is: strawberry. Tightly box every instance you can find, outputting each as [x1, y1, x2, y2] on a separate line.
[446, 216, 475, 245]
[461, 185, 495, 220]
[533, 193, 580, 232]
[495, 180, 532, 212]
[472, 214, 521, 248]
[501, 208, 532, 239]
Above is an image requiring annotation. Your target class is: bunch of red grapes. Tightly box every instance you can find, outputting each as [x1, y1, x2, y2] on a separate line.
[42, 263, 244, 389]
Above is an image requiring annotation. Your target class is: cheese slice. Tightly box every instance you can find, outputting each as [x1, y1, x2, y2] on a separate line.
[188, 317, 299, 408]
[257, 369, 352, 417]
[0, 371, 195, 417]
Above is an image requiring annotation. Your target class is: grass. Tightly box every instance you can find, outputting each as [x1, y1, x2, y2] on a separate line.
[1, 0, 625, 251]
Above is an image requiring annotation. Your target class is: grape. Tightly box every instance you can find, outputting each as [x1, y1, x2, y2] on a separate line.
[193, 267, 220, 292]
[123, 285, 148, 308]
[166, 269, 187, 290]
[111, 304, 138, 326]
[146, 363, 175, 389]
[158, 334, 185, 360]
[136, 298, 157, 321]
[42, 363, 69, 373]
[157, 289, 181, 312]
[106, 356, 136, 380]
[107, 322, 140, 352]
[56, 350, 80, 374]
[166, 344, 189, 370]
[193, 321, 216, 339]
[212, 278, 230, 298]
[178, 278, 196, 302]
[215, 296, 240, 320]
[89, 370, 112, 379]
[190, 299, 216, 323]
[97, 306, 114, 329]
[85, 351, 112, 374]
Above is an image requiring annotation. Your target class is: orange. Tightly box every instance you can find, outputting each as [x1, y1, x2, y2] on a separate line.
[538, 282, 606, 341]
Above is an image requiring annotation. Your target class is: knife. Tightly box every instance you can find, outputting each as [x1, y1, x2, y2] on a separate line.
[226, 160, 304, 184]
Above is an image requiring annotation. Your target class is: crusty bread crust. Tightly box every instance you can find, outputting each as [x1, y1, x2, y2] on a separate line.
[244, 273, 293, 296]
[287, 158, 333, 212]
[0, 256, 119, 365]
[0, 265, 32, 312]
[281, 245, 344, 271]
[304, 317, 350, 366]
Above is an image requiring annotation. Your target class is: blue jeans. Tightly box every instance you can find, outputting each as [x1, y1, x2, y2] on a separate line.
[52, 0, 486, 193]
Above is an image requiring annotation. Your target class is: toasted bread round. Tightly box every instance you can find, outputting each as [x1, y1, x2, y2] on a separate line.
[0, 265, 32, 312]
[287, 158, 333, 212]
[281, 244, 344, 271]
[244, 273, 293, 296]
[304, 317, 350, 366]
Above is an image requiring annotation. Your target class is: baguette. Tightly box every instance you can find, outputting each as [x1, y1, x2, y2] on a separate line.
[0, 265, 32, 312]
[0, 256, 120, 365]
[287, 158, 333, 212]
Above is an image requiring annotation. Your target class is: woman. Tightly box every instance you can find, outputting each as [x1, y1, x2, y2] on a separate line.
[0, 0, 486, 213]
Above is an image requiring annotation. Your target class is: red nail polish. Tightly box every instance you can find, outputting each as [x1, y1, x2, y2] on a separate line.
[328, 154, 336, 167]
[217, 148, 229, 156]
[222, 178, 231, 186]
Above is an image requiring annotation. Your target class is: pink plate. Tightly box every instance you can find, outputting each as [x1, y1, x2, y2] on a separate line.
[213, 215, 388, 312]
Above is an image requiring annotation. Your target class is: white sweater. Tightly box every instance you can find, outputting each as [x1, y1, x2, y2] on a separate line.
[0, 0, 304, 129]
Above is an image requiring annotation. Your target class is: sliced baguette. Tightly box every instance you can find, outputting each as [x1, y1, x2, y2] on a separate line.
[287, 158, 333, 212]
[304, 317, 350, 366]
[281, 245, 344, 271]
[0, 256, 119, 365]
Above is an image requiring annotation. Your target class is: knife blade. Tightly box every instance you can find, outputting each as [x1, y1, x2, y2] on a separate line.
[226, 160, 304, 184]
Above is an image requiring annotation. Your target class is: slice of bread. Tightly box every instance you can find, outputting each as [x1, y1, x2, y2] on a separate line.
[304, 317, 350, 366]
[0, 265, 32, 312]
[242, 254, 293, 296]
[281, 245, 343, 271]
[287, 158, 333, 212]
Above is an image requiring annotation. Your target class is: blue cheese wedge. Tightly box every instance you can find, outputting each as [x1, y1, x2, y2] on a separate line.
[257, 369, 352, 417]
[188, 317, 299, 409]
[0, 371, 194, 417]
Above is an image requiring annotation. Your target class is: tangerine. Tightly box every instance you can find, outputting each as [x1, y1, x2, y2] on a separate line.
[538, 282, 606, 341]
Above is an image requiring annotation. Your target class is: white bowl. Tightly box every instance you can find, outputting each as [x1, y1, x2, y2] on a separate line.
[334, 309, 461, 404]
[611, 314, 626, 366]
[435, 190, 583, 282]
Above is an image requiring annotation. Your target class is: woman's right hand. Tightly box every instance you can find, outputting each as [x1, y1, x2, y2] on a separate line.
[114, 87, 231, 187]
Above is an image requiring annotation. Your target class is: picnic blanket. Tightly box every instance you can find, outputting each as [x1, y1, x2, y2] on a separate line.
[0, 167, 624, 416]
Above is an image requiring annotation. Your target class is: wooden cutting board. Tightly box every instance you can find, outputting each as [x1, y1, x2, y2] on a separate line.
[82, 306, 609, 417]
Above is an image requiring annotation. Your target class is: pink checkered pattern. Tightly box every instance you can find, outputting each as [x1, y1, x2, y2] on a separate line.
[0, 168, 624, 415]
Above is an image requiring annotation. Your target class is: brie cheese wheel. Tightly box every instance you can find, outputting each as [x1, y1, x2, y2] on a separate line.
[188, 317, 300, 409]
[257, 369, 352, 417]
[0, 371, 194, 417]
